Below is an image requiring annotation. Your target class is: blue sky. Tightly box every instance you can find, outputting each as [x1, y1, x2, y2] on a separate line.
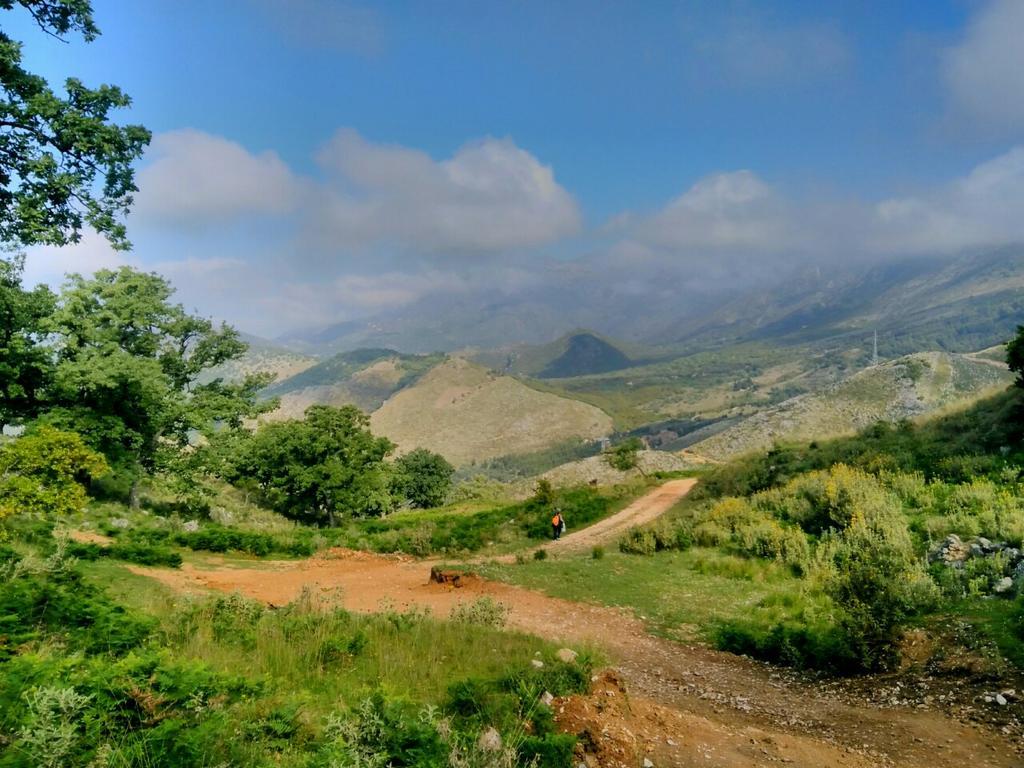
[13, 0, 1024, 336]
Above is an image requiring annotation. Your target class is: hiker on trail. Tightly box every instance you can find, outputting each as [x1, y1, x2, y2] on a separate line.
[551, 509, 563, 540]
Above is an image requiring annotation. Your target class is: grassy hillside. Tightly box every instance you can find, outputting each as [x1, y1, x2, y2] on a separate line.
[691, 351, 1012, 461]
[369, 358, 613, 466]
[527, 341, 838, 430]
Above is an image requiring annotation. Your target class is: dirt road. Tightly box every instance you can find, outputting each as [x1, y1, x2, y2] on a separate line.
[132, 539, 1021, 767]
[544, 477, 696, 555]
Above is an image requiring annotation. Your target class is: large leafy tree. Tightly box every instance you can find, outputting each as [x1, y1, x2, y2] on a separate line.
[0, 0, 150, 249]
[42, 266, 273, 500]
[235, 405, 395, 526]
[0, 253, 53, 424]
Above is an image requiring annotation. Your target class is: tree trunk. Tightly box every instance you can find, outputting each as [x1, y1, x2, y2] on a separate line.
[128, 479, 140, 509]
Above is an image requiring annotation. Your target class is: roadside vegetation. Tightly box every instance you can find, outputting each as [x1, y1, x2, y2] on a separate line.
[487, 378, 1024, 675]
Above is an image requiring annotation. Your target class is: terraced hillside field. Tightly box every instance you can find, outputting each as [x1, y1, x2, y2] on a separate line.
[690, 351, 1012, 460]
[369, 357, 613, 465]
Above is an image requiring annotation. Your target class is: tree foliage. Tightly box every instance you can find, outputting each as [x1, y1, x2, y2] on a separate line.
[391, 447, 454, 509]
[36, 267, 272, 484]
[1007, 325, 1024, 389]
[0, 0, 150, 249]
[0, 425, 107, 519]
[233, 406, 394, 525]
[0, 253, 53, 424]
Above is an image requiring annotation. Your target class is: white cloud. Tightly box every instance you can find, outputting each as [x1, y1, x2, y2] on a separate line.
[874, 146, 1024, 252]
[135, 130, 303, 226]
[309, 129, 582, 253]
[943, 0, 1024, 133]
[330, 271, 469, 310]
[21, 230, 132, 289]
[637, 170, 797, 251]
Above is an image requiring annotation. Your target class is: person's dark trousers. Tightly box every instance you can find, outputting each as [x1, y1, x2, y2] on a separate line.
[552, 525, 559, 539]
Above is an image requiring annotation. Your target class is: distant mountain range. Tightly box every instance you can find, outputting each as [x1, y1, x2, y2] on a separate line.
[273, 247, 1024, 360]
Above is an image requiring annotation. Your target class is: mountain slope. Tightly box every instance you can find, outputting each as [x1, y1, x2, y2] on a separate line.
[264, 349, 443, 417]
[689, 352, 1012, 460]
[369, 358, 612, 465]
[199, 333, 317, 385]
[665, 247, 1024, 356]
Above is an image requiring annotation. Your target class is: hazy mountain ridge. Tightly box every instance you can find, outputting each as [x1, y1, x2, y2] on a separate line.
[275, 248, 1024, 362]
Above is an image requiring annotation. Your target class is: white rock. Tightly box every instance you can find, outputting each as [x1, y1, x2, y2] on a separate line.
[531, 659, 545, 669]
[540, 691, 554, 707]
[643, 759, 655, 768]
[182, 519, 200, 533]
[556, 648, 578, 664]
[996, 693, 1008, 706]
[993, 576, 1014, 594]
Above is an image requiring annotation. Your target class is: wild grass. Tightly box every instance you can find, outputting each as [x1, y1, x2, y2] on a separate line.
[5, 549, 596, 767]
[477, 548, 805, 642]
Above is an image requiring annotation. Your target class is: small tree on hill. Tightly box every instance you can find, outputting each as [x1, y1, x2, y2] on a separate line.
[605, 437, 643, 472]
[392, 448, 454, 509]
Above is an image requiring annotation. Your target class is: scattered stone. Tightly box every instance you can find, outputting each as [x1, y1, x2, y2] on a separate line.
[182, 519, 200, 533]
[110, 517, 130, 529]
[477, 727, 502, 752]
[540, 691, 554, 707]
[531, 659, 545, 669]
[556, 648, 579, 664]
[928, 534, 970, 564]
[995, 693, 1008, 706]
[642, 759, 654, 768]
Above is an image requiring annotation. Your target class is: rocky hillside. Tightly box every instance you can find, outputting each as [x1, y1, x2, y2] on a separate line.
[690, 352, 1012, 461]
[369, 358, 612, 466]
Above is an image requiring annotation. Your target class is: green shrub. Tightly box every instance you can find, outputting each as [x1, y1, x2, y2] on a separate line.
[0, 549, 154, 657]
[619, 527, 656, 555]
[519, 734, 575, 767]
[68, 541, 183, 568]
[533, 548, 548, 561]
[714, 619, 859, 674]
[591, 545, 604, 560]
[318, 693, 447, 767]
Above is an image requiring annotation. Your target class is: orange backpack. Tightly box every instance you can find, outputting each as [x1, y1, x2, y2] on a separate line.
[551, 514, 560, 526]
